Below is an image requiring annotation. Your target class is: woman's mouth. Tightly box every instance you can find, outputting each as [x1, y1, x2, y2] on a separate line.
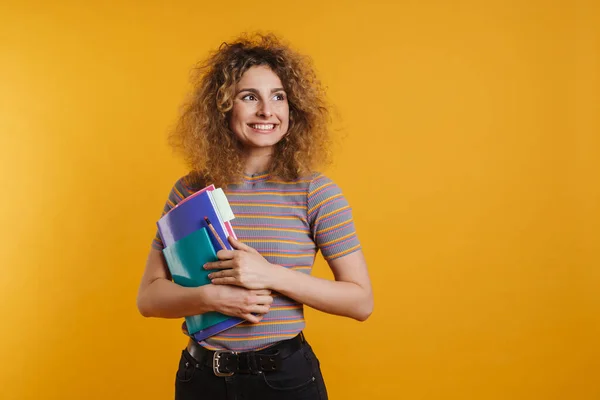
[248, 123, 277, 133]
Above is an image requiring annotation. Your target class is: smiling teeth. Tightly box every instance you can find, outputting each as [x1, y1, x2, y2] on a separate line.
[250, 124, 275, 130]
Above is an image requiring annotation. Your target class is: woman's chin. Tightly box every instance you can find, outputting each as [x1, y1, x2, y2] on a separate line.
[241, 136, 284, 150]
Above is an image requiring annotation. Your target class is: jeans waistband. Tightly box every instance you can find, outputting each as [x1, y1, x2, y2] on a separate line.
[186, 333, 305, 376]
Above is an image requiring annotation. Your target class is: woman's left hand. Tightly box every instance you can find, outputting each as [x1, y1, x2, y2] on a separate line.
[204, 236, 279, 290]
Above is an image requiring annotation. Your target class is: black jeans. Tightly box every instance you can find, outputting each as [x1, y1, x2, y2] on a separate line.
[175, 337, 328, 400]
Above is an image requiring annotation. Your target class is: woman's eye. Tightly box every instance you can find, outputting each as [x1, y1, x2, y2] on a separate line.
[273, 93, 286, 101]
[242, 94, 257, 101]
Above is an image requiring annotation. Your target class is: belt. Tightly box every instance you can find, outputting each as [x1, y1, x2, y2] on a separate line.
[186, 333, 304, 377]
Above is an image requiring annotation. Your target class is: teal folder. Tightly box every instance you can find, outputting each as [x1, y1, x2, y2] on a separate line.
[162, 228, 234, 335]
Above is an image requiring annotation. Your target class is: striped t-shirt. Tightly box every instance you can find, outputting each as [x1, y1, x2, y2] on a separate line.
[152, 171, 361, 351]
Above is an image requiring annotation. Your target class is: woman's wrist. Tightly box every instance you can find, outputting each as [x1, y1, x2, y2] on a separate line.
[268, 263, 293, 292]
[192, 284, 218, 313]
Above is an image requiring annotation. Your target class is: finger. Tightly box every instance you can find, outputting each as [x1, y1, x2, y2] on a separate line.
[207, 269, 237, 280]
[210, 277, 239, 286]
[216, 249, 235, 260]
[243, 313, 263, 324]
[253, 295, 273, 305]
[228, 236, 256, 253]
[251, 289, 272, 296]
[204, 260, 235, 270]
[248, 304, 270, 315]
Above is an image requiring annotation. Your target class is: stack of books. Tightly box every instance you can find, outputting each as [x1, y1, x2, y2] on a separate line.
[157, 184, 243, 341]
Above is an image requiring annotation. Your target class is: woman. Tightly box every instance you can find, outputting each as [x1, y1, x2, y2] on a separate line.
[137, 33, 373, 400]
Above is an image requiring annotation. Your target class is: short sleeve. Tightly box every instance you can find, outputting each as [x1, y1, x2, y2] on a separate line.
[151, 176, 197, 250]
[307, 174, 361, 261]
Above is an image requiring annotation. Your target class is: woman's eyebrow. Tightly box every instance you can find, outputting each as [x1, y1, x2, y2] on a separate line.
[237, 87, 286, 94]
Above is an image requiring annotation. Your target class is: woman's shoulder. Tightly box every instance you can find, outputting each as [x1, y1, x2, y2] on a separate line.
[175, 171, 207, 193]
[303, 172, 339, 190]
[297, 172, 348, 202]
[165, 171, 207, 203]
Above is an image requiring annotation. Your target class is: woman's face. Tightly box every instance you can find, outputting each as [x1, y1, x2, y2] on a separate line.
[229, 65, 290, 152]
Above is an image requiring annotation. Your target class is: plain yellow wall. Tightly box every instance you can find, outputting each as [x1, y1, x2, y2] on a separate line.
[1, 0, 598, 399]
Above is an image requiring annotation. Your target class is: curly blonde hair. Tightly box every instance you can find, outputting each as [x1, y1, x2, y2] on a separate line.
[168, 33, 332, 188]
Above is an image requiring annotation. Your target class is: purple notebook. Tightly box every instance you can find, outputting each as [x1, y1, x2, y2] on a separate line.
[157, 189, 233, 251]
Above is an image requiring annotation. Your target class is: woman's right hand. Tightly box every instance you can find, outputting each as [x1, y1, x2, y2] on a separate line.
[206, 284, 273, 323]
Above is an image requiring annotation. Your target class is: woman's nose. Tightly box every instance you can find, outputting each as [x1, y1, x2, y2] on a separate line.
[257, 103, 273, 118]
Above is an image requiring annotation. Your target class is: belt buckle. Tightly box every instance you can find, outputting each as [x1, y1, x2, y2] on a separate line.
[213, 350, 236, 377]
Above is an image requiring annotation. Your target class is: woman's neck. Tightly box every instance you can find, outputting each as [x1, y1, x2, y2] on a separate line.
[242, 148, 272, 175]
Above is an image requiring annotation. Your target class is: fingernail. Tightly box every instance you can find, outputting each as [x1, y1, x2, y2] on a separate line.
[207, 274, 213, 279]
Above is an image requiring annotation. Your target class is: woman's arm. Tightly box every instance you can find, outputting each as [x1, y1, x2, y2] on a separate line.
[137, 248, 212, 318]
[271, 250, 373, 321]
[205, 237, 373, 321]
[137, 248, 273, 323]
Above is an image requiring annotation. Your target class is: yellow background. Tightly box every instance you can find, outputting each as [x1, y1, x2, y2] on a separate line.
[1, 0, 598, 399]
